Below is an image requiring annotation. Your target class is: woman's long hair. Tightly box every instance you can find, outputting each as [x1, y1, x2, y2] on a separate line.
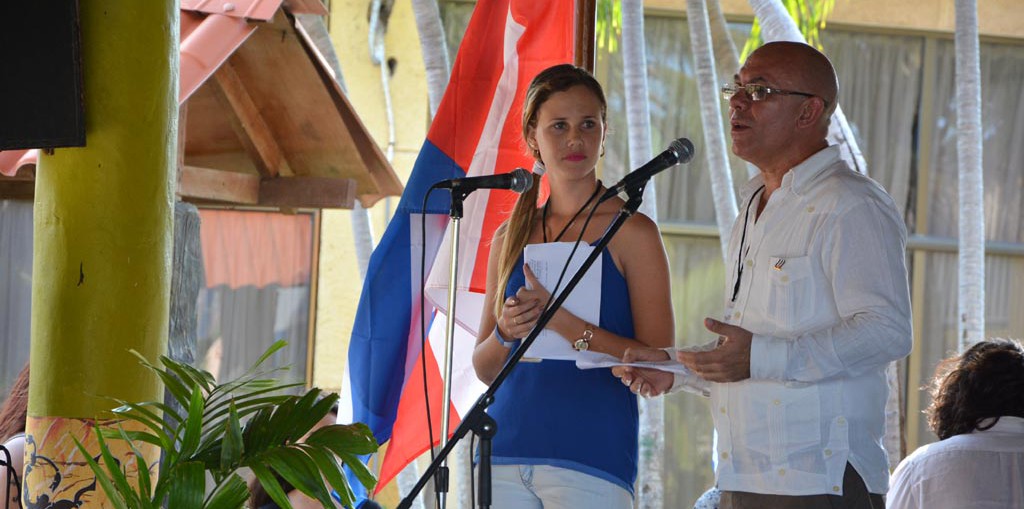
[492, 64, 607, 318]
[0, 364, 29, 441]
[927, 338, 1024, 440]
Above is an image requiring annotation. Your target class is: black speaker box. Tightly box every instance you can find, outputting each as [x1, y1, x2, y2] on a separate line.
[0, 1, 85, 150]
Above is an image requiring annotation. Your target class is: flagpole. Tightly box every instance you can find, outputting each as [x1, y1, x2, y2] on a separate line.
[574, 0, 597, 72]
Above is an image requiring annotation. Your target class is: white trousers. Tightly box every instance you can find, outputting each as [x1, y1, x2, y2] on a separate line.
[488, 464, 633, 509]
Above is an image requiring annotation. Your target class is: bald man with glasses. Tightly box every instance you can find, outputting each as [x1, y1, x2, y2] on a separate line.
[614, 42, 913, 509]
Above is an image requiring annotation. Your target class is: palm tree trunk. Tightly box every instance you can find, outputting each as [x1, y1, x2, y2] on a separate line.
[621, 1, 658, 232]
[688, 0, 739, 261]
[954, 0, 985, 349]
[708, 0, 759, 180]
[620, 2, 664, 506]
[747, 0, 867, 175]
[412, 0, 452, 118]
[397, 461, 427, 509]
[706, 0, 740, 88]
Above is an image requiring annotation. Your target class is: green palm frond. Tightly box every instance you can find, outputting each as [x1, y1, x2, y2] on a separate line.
[597, 0, 622, 53]
[740, 0, 836, 61]
[77, 341, 378, 509]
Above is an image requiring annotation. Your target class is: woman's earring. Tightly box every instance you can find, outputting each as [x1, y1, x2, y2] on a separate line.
[532, 160, 546, 176]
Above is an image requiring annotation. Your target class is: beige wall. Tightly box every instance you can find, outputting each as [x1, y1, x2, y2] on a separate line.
[648, 0, 1024, 40]
[312, 0, 428, 394]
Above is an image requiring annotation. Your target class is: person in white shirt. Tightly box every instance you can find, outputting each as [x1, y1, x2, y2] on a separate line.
[613, 41, 912, 509]
[887, 338, 1024, 509]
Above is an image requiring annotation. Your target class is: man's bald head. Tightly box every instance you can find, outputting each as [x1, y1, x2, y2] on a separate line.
[729, 41, 839, 171]
[747, 41, 839, 120]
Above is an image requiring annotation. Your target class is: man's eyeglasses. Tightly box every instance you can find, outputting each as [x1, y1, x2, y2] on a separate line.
[721, 83, 817, 103]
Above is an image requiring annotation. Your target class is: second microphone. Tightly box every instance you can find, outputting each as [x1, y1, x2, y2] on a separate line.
[434, 167, 533, 195]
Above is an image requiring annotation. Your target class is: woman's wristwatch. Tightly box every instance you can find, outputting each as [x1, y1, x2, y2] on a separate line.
[572, 323, 594, 351]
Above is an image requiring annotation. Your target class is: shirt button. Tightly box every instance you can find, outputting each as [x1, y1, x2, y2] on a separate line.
[773, 399, 781, 406]
[778, 469, 786, 476]
[720, 406, 727, 414]
[780, 275, 790, 283]
[745, 259, 753, 267]
[832, 486, 841, 493]
[837, 417, 846, 425]
[721, 452, 729, 459]
[733, 311, 741, 319]
[824, 449, 832, 456]
[806, 206, 815, 213]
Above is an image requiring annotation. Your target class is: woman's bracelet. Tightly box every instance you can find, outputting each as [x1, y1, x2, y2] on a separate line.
[493, 325, 520, 348]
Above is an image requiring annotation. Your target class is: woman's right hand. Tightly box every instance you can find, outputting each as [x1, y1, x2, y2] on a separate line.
[497, 293, 542, 340]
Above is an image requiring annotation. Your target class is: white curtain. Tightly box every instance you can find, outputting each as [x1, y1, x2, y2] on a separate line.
[0, 200, 32, 395]
[821, 31, 923, 210]
[911, 39, 1024, 445]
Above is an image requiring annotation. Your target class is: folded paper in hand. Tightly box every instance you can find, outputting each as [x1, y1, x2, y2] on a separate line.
[576, 342, 717, 397]
[521, 242, 608, 363]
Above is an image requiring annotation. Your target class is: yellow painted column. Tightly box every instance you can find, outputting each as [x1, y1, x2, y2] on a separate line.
[26, 0, 178, 506]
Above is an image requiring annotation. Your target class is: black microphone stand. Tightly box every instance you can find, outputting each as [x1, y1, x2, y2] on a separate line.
[398, 185, 647, 509]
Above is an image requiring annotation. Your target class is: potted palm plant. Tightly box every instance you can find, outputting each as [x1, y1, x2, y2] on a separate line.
[74, 341, 377, 509]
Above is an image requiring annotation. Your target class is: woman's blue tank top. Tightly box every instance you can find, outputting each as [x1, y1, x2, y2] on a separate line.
[488, 245, 638, 495]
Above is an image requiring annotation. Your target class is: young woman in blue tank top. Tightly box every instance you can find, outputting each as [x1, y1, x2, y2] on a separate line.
[473, 64, 675, 508]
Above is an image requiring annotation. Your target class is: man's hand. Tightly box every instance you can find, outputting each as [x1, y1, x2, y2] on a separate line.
[677, 318, 753, 383]
[611, 347, 675, 397]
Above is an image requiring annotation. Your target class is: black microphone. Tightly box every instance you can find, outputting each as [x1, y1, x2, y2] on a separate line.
[600, 138, 694, 202]
[434, 167, 532, 195]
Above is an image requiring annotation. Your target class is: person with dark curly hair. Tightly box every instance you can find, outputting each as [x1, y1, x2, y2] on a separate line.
[887, 338, 1024, 508]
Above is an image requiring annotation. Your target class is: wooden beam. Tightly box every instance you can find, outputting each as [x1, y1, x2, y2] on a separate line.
[0, 180, 35, 199]
[291, 15, 405, 205]
[575, 0, 597, 72]
[259, 176, 356, 209]
[213, 61, 293, 178]
[178, 165, 259, 204]
[0, 165, 38, 199]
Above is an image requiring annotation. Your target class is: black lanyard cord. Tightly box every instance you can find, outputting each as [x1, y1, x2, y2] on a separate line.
[731, 185, 765, 303]
[542, 180, 603, 243]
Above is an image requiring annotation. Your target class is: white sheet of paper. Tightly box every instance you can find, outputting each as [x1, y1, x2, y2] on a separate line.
[522, 242, 602, 361]
[581, 344, 716, 399]
[574, 357, 692, 374]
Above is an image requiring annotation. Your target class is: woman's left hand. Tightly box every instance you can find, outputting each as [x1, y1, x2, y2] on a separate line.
[520, 264, 569, 334]
[520, 264, 554, 307]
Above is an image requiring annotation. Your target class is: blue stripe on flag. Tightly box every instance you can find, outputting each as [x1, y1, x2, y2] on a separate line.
[349, 139, 462, 444]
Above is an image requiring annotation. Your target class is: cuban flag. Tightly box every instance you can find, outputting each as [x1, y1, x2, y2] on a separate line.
[344, 0, 575, 496]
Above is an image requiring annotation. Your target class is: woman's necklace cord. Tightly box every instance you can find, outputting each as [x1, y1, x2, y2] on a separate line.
[542, 180, 602, 243]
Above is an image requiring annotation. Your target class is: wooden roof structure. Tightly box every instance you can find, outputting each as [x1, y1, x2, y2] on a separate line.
[0, 0, 403, 209]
